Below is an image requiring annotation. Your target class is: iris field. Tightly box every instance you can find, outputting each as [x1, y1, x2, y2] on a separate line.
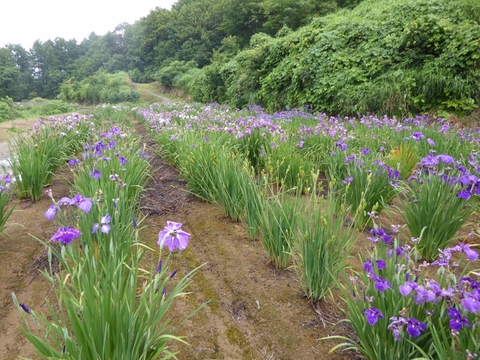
[2, 103, 479, 359]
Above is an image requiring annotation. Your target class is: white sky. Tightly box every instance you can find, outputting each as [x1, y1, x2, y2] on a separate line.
[0, 0, 178, 50]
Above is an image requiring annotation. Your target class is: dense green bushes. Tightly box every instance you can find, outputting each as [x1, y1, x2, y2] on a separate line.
[193, 0, 480, 116]
[60, 71, 140, 104]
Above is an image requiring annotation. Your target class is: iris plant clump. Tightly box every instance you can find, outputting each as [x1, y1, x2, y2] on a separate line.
[8, 114, 93, 201]
[343, 154, 401, 229]
[401, 152, 479, 261]
[14, 110, 202, 360]
[327, 224, 480, 359]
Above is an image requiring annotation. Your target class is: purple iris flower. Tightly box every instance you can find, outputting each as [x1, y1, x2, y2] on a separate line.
[58, 197, 75, 206]
[44, 204, 57, 221]
[3, 173, 12, 184]
[363, 260, 373, 272]
[336, 141, 348, 151]
[118, 156, 128, 166]
[448, 308, 471, 331]
[370, 274, 392, 292]
[440, 287, 455, 298]
[406, 317, 426, 338]
[437, 154, 455, 165]
[461, 289, 480, 313]
[370, 228, 392, 244]
[411, 132, 425, 142]
[439, 124, 450, 133]
[427, 138, 435, 146]
[414, 285, 437, 304]
[365, 259, 386, 272]
[344, 155, 355, 163]
[92, 214, 111, 234]
[74, 194, 92, 213]
[388, 317, 406, 341]
[459, 243, 478, 261]
[90, 168, 102, 179]
[138, 149, 150, 159]
[51, 227, 81, 245]
[68, 158, 81, 166]
[457, 189, 472, 200]
[399, 281, 418, 296]
[364, 306, 384, 325]
[362, 148, 371, 155]
[157, 221, 191, 252]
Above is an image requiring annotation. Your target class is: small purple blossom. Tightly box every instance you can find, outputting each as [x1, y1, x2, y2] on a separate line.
[118, 156, 128, 166]
[157, 221, 191, 252]
[461, 289, 480, 313]
[411, 132, 425, 142]
[437, 154, 455, 165]
[457, 189, 472, 200]
[344, 155, 355, 163]
[362, 147, 371, 155]
[138, 149, 150, 159]
[336, 141, 348, 151]
[406, 317, 427, 338]
[92, 214, 111, 234]
[51, 227, 81, 245]
[399, 282, 418, 296]
[74, 194, 92, 213]
[460, 243, 478, 261]
[68, 158, 81, 166]
[414, 285, 437, 304]
[364, 306, 384, 325]
[90, 167, 102, 179]
[44, 204, 57, 221]
[388, 316, 407, 341]
[448, 307, 471, 331]
[58, 196, 75, 206]
[369, 273, 392, 292]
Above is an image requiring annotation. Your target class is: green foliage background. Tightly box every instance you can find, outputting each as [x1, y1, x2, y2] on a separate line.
[194, 0, 480, 115]
[0, 0, 479, 116]
[60, 71, 140, 104]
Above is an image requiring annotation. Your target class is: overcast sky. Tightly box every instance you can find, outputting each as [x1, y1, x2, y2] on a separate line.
[0, 0, 177, 50]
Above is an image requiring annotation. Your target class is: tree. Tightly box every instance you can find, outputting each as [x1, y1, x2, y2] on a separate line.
[31, 38, 81, 98]
[0, 45, 31, 100]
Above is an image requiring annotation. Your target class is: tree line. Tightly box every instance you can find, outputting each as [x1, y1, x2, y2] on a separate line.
[1, 0, 478, 116]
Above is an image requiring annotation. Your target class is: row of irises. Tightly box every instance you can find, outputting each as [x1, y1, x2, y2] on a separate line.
[0, 113, 93, 238]
[138, 103, 480, 359]
[11, 107, 201, 359]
